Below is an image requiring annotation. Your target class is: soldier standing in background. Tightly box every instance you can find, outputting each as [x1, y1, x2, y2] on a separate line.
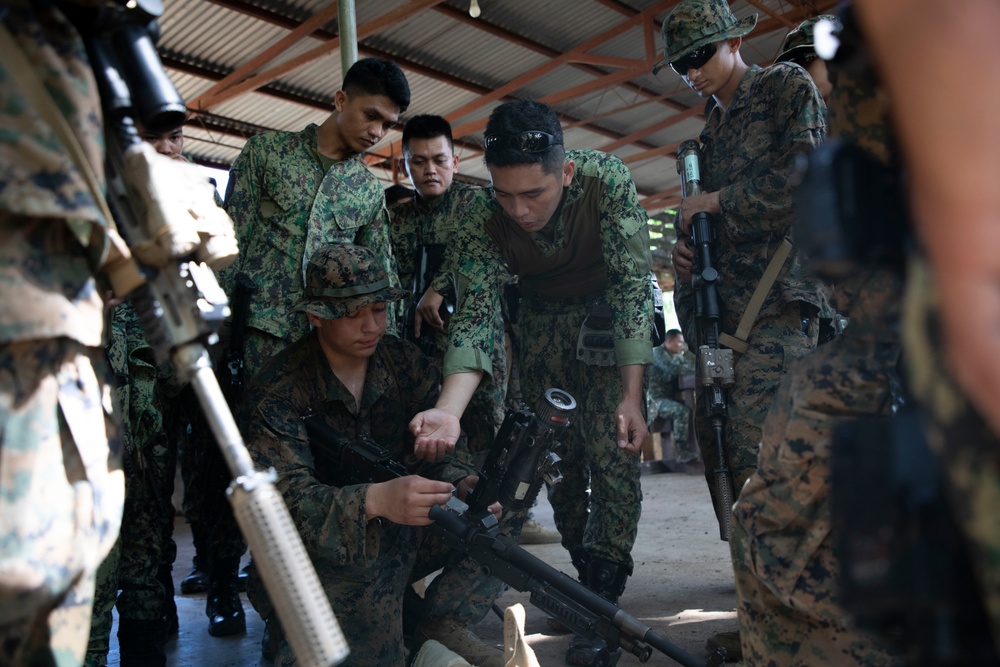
[729, 12, 902, 665]
[655, 0, 828, 658]
[645, 329, 697, 467]
[0, 2, 126, 663]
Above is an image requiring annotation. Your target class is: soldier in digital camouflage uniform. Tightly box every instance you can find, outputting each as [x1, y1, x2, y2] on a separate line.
[660, 0, 828, 534]
[852, 0, 1000, 656]
[217, 57, 411, 640]
[389, 115, 519, 665]
[646, 329, 697, 463]
[729, 18, 901, 664]
[410, 99, 654, 667]
[655, 0, 828, 657]
[0, 2, 125, 664]
[242, 244, 486, 667]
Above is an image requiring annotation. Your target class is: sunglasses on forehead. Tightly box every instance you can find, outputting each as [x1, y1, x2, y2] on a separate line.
[483, 131, 562, 153]
[669, 42, 718, 75]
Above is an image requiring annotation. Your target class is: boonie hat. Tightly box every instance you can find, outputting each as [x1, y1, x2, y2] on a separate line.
[653, 0, 757, 74]
[294, 244, 408, 320]
[776, 15, 840, 64]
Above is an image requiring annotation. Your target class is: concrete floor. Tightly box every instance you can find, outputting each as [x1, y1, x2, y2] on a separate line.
[106, 469, 739, 666]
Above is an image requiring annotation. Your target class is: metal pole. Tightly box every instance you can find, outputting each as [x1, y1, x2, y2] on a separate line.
[338, 0, 357, 74]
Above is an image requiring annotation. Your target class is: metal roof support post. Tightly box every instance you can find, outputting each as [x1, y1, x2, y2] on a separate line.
[338, 0, 358, 73]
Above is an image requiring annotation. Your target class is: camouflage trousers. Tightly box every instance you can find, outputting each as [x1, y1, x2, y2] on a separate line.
[696, 304, 818, 532]
[519, 296, 642, 569]
[903, 259, 1000, 655]
[648, 397, 693, 462]
[730, 333, 901, 666]
[0, 339, 124, 667]
[87, 304, 181, 666]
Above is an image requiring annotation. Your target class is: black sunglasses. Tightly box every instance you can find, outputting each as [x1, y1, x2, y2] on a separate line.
[483, 131, 562, 153]
[669, 43, 718, 75]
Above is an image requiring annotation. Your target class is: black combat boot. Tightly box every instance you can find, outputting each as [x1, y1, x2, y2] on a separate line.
[206, 556, 246, 637]
[157, 563, 179, 636]
[565, 557, 629, 666]
[180, 521, 210, 594]
[548, 550, 591, 634]
[117, 618, 167, 667]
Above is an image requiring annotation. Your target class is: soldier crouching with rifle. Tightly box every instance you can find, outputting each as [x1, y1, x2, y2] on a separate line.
[241, 243, 504, 667]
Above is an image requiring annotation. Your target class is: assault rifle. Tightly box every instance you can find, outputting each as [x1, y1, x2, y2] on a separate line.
[676, 141, 735, 541]
[404, 243, 452, 357]
[305, 389, 724, 667]
[67, 3, 348, 665]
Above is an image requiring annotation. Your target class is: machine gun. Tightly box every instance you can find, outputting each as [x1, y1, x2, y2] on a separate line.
[676, 141, 735, 541]
[305, 389, 724, 667]
[68, 3, 348, 665]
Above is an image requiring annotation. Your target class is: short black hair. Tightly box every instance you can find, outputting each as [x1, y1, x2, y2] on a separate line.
[402, 115, 454, 154]
[665, 329, 683, 341]
[483, 99, 565, 175]
[342, 58, 410, 113]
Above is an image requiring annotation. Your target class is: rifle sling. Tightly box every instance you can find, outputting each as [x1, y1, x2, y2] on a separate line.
[718, 237, 793, 355]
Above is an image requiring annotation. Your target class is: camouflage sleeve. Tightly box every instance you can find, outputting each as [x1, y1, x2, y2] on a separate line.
[598, 155, 654, 366]
[442, 194, 507, 379]
[718, 66, 826, 244]
[429, 252, 456, 301]
[221, 134, 266, 293]
[245, 388, 376, 567]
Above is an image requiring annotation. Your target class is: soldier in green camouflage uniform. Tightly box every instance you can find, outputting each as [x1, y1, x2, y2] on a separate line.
[852, 0, 1000, 656]
[0, 2, 125, 664]
[389, 115, 516, 665]
[217, 58, 411, 639]
[658, 0, 828, 534]
[242, 244, 484, 667]
[410, 100, 654, 667]
[729, 24, 902, 664]
[646, 329, 697, 462]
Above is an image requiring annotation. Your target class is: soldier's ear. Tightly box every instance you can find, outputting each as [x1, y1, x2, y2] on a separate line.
[307, 312, 322, 328]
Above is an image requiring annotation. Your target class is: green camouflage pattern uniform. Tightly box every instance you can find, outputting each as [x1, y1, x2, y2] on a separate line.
[389, 182, 507, 452]
[390, 181, 520, 629]
[86, 303, 184, 666]
[729, 45, 903, 666]
[243, 332, 475, 667]
[446, 150, 653, 570]
[646, 347, 696, 461]
[674, 62, 828, 518]
[0, 2, 125, 664]
[222, 124, 398, 384]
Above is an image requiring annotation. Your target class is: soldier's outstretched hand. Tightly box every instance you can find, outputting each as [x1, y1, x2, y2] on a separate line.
[409, 408, 460, 462]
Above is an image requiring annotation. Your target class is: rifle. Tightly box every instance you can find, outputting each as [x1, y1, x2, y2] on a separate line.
[676, 141, 736, 541]
[71, 5, 348, 665]
[220, 272, 257, 409]
[305, 389, 724, 667]
[404, 243, 452, 357]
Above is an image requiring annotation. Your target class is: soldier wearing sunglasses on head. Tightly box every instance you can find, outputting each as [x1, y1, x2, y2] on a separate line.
[409, 99, 655, 667]
[654, 0, 830, 660]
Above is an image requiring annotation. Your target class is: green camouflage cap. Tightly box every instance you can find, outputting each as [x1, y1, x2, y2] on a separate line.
[294, 244, 408, 320]
[653, 0, 757, 74]
[776, 15, 841, 64]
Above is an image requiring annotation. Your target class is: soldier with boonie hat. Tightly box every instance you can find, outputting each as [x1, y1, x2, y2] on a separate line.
[652, 0, 756, 75]
[776, 14, 842, 101]
[294, 243, 409, 320]
[653, 1, 831, 663]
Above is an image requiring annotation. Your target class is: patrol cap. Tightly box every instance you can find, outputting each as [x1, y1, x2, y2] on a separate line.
[776, 15, 841, 65]
[653, 0, 757, 75]
[294, 244, 408, 320]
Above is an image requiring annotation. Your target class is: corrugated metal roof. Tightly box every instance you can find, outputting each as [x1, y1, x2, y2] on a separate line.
[157, 0, 838, 211]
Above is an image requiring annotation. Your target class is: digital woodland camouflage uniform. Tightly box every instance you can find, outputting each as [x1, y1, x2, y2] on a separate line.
[222, 123, 398, 382]
[646, 346, 697, 461]
[448, 149, 653, 573]
[668, 0, 828, 522]
[242, 245, 479, 667]
[390, 180, 520, 638]
[0, 2, 124, 664]
[86, 302, 184, 666]
[730, 46, 903, 665]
